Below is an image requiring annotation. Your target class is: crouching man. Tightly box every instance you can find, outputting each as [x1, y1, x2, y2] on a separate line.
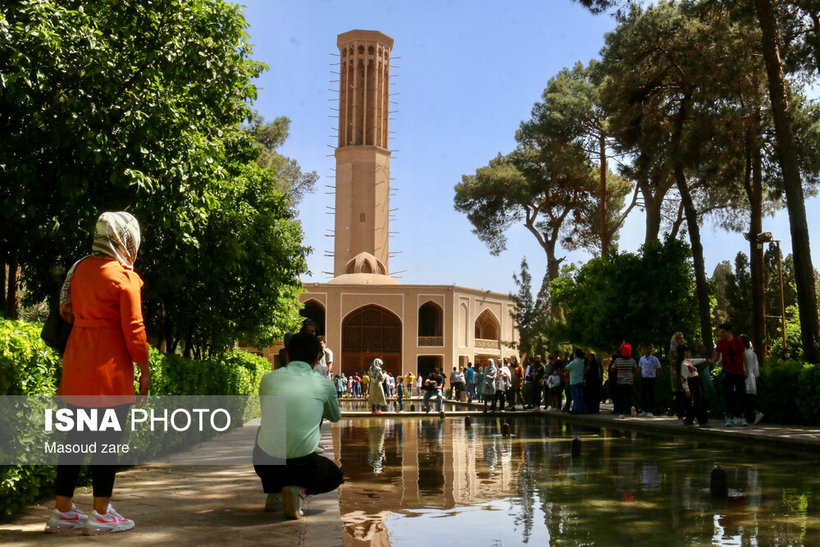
[253, 331, 343, 519]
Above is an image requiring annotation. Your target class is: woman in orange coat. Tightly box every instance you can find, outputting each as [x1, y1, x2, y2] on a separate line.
[46, 211, 150, 536]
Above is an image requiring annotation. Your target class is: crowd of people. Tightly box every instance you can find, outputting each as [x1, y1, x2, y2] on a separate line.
[315, 322, 765, 429]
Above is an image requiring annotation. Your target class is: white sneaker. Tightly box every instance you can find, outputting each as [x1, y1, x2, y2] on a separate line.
[618, 414, 625, 419]
[638, 412, 647, 417]
[83, 504, 134, 535]
[45, 504, 88, 533]
[282, 486, 304, 519]
[754, 411, 764, 425]
[646, 412, 654, 417]
[265, 493, 283, 512]
[732, 417, 741, 426]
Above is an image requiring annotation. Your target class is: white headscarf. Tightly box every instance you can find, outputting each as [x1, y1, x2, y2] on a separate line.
[368, 358, 384, 380]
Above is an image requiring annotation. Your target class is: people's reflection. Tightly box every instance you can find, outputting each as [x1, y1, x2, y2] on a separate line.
[640, 461, 661, 493]
[367, 420, 386, 474]
[418, 419, 445, 495]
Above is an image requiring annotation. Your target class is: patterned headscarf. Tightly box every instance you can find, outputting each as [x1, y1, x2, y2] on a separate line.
[92, 211, 141, 268]
[60, 212, 141, 307]
[368, 359, 383, 380]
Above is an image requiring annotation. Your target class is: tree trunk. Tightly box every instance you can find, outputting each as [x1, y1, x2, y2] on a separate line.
[674, 166, 712, 349]
[755, 0, 820, 363]
[599, 134, 609, 259]
[5, 260, 20, 320]
[670, 94, 712, 349]
[748, 142, 766, 359]
[1, 262, 6, 318]
[639, 178, 663, 245]
[543, 236, 564, 319]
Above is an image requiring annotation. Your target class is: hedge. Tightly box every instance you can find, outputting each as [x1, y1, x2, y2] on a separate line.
[0, 318, 271, 521]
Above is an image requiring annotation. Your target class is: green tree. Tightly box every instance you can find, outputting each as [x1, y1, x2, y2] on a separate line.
[245, 113, 318, 206]
[575, 0, 820, 362]
[454, 143, 593, 301]
[0, 0, 309, 354]
[518, 61, 638, 259]
[510, 257, 549, 357]
[550, 237, 698, 352]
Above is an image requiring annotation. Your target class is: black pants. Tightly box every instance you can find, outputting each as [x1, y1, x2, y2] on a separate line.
[253, 443, 343, 496]
[684, 377, 708, 425]
[485, 390, 505, 412]
[641, 377, 656, 414]
[615, 384, 634, 414]
[54, 404, 130, 499]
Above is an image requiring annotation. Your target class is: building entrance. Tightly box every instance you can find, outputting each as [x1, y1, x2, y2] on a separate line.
[342, 305, 402, 377]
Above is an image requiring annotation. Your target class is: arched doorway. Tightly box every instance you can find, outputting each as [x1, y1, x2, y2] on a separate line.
[342, 305, 402, 377]
[300, 300, 326, 336]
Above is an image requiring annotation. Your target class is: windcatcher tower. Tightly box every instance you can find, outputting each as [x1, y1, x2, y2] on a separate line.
[331, 30, 395, 282]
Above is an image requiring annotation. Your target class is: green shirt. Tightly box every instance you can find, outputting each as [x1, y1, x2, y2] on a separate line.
[257, 361, 341, 460]
[567, 358, 585, 385]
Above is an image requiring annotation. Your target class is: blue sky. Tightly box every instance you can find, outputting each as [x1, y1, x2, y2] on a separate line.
[241, 0, 819, 294]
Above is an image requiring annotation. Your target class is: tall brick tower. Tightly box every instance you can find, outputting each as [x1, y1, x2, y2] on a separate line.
[332, 30, 394, 279]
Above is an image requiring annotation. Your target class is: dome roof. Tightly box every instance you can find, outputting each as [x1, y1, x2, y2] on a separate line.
[328, 252, 399, 285]
[344, 252, 388, 275]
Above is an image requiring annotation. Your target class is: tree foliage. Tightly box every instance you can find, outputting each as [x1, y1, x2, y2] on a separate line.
[550, 237, 699, 352]
[0, 0, 309, 356]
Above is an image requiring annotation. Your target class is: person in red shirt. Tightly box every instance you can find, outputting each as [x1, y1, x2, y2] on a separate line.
[713, 323, 749, 427]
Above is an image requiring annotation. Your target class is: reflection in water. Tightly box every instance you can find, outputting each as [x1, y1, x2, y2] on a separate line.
[336, 416, 820, 546]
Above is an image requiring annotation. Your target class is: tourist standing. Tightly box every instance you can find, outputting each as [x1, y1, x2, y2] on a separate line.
[492, 359, 511, 412]
[404, 371, 415, 398]
[669, 332, 686, 421]
[315, 337, 333, 378]
[677, 344, 709, 426]
[513, 358, 525, 409]
[361, 370, 370, 398]
[415, 374, 423, 397]
[47, 212, 148, 535]
[638, 346, 661, 417]
[451, 366, 466, 401]
[423, 368, 445, 413]
[714, 323, 749, 427]
[465, 363, 476, 402]
[396, 376, 405, 412]
[612, 342, 638, 417]
[547, 367, 562, 410]
[482, 359, 498, 413]
[566, 349, 586, 414]
[527, 358, 546, 409]
[367, 359, 387, 414]
[475, 366, 484, 403]
[741, 334, 763, 425]
[584, 353, 602, 414]
[254, 331, 343, 519]
[351, 373, 361, 398]
[335, 373, 347, 398]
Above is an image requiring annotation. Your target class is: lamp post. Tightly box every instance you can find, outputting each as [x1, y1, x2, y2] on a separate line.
[754, 232, 787, 354]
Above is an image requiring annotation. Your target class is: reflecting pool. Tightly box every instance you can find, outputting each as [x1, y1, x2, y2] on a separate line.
[334, 415, 820, 546]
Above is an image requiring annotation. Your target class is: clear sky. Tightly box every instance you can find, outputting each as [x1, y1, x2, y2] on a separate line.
[241, 0, 819, 294]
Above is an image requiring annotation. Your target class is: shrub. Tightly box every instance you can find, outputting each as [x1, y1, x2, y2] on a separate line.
[0, 318, 272, 521]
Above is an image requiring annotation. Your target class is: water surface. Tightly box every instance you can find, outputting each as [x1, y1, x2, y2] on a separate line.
[335, 415, 819, 546]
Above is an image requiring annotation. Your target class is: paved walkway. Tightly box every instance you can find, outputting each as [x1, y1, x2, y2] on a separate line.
[0, 420, 342, 546]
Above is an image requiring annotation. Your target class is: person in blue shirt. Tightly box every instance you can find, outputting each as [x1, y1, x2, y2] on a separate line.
[465, 363, 476, 402]
[566, 349, 586, 414]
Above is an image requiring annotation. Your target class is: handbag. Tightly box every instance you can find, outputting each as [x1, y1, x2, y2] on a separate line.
[41, 300, 72, 354]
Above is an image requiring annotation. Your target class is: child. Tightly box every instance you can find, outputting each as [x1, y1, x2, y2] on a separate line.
[547, 368, 562, 411]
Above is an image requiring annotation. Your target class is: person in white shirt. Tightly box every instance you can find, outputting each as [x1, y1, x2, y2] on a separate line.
[741, 334, 763, 424]
[677, 345, 710, 426]
[638, 346, 662, 417]
[314, 337, 333, 377]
